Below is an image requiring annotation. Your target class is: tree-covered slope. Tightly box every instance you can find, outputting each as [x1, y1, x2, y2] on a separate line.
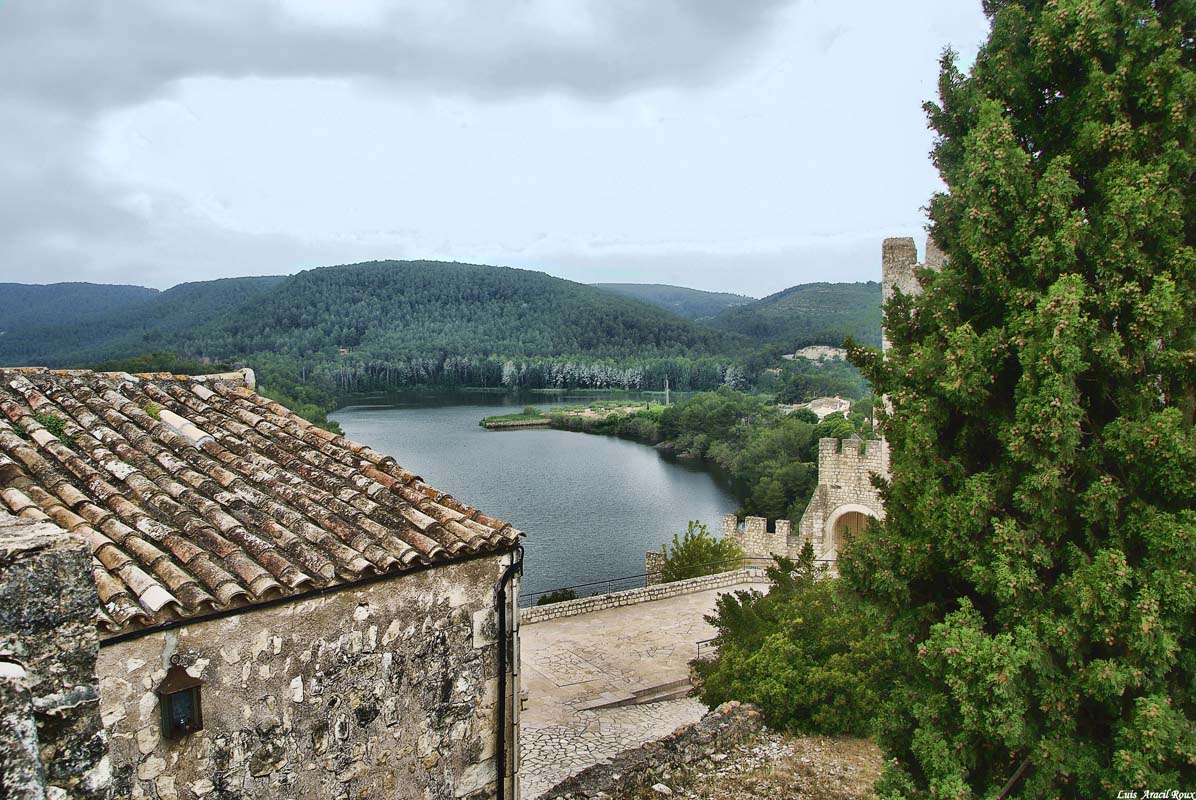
[180, 262, 742, 362]
[0, 282, 157, 335]
[592, 283, 754, 320]
[704, 282, 882, 348]
[0, 276, 285, 366]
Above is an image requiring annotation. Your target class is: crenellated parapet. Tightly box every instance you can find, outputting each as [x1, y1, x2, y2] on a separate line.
[725, 514, 801, 562]
[796, 437, 888, 561]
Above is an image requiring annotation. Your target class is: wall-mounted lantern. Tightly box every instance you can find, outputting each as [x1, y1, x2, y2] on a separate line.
[157, 655, 203, 739]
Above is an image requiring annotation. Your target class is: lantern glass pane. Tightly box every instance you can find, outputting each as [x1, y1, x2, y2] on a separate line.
[171, 689, 195, 731]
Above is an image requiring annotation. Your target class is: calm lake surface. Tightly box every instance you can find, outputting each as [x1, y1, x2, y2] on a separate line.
[331, 393, 736, 603]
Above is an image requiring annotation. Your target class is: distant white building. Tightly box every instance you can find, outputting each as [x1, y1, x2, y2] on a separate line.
[781, 345, 847, 362]
[780, 395, 853, 420]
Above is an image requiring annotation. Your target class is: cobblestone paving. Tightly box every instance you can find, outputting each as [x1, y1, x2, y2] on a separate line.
[519, 580, 769, 798]
[520, 698, 706, 799]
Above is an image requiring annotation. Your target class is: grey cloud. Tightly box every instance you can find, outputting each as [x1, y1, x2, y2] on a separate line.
[0, 1, 793, 285]
[0, 1, 792, 112]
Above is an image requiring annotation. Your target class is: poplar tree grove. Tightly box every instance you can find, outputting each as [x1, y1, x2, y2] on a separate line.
[845, 1, 1196, 796]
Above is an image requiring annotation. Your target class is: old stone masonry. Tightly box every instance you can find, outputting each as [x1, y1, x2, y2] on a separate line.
[727, 236, 941, 565]
[726, 438, 889, 564]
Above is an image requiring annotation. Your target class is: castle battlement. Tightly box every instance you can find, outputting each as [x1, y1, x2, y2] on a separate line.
[881, 236, 943, 353]
[723, 514, 795, 561]
[817, 437, 888, 471]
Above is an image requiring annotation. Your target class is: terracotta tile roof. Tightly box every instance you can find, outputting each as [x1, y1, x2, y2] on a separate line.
[0, 368, 522, 634]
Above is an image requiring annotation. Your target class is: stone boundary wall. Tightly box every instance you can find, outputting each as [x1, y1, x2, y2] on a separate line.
[520, 567, 767, 626]
[0, 512, 111, 800]
[537, 702, 763, 800]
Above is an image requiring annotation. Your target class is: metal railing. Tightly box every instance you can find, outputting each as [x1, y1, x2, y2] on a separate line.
[695, 637, 718, 662]
[518, 555, 830, 606]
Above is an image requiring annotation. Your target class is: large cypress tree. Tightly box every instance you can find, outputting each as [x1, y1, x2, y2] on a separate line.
[844, 1, 1196, 796]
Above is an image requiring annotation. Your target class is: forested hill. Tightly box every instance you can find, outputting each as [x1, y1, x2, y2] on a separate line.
[0, 262, 752, 395]
[0, 265, 882, 400]
[175, 261, 748, 392]
[0, 282, 156, 334]
[704, 282, 882, 349]
[591, 283, 753, 320]
[187, 262, 737, 359]
[0, 277, 285, 367]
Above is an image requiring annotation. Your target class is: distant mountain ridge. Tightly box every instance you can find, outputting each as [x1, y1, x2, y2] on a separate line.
[0, 282, 157, 335]
[591, 283, 754, 320]
[0, 264, 880, 397]
[0, 277, 285, 366]
[703, 281, 882, 349]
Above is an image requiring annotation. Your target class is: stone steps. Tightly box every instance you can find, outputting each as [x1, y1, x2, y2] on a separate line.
[577, 676, 693, 711]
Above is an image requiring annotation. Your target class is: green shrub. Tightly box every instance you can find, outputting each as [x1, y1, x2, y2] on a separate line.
[32, 410, 66, 437]
[790, 407, 819, 424]
[660, 521, 744, 582]
[695, 544, 892, 736]
[535, 589, 578, 606]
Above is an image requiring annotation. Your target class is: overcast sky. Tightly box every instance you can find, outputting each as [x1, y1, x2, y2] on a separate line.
[0, 1, 989, 297]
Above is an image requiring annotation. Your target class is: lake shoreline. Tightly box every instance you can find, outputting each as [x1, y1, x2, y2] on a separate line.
[330, 393, 738, 599]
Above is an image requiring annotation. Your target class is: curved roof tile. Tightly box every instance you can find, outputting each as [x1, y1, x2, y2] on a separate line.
[0, 368, 523, 634]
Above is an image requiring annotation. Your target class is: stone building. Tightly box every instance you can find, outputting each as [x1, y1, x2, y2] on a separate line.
[0, 367, 524, 800]
[724, 437, 888, 565]
[880, 235, 944, 352]
[728, 236, 941, 565]
[795, 437, 889, 560]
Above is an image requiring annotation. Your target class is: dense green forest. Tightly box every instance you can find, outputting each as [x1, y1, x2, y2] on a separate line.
[591, 283, 754, 319]
[0, 282, 156, 333]
[0, 277, 284, 366]
[705, 281, 881, 349]
[1, 263, 878, 413]
[174, 262, 749, 395]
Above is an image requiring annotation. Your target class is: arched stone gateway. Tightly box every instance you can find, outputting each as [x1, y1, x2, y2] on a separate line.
[823, 504, 879, 561]
[796, 438, 888, 560]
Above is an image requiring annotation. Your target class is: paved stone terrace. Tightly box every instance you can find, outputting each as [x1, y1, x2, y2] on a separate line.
[519, 578, 770, 798]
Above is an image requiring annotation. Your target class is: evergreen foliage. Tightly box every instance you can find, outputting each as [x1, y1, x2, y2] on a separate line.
[660, 520, 745, 582]
[706, 281, 882, 349]
[0, 277, 284, 365]
[592, 283, 754, 319]
[843, 3, 1196, 796]
[775, 356, 872, 403]
[696, 544, 892, 736]
[534, 588, 578, 606]
[0, 282, 156, 334]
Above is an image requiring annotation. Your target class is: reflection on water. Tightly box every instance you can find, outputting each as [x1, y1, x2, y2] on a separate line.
[331, 392, 736, 602]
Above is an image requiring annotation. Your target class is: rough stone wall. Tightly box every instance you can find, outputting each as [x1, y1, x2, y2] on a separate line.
[726, 515, 800, 562]
[537, 702, 763, 800]
[643, 551, 665, 586]
[520, 568, 767, 626]
[797, 439, 889, 559]
[0, 512, 111, 800]
[881, 236, 944, 353]
[725, 515, 793, 559]
[97, 553, 515, 800]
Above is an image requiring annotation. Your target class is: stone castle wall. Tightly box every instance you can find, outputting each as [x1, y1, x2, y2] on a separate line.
[522, 567, 768, 626]
[97, 554, 515, 800]
[723, 515, 799, 561]
[797, 438, 889, 559]
[644, 551, 665, 586]
[0, 512, 111, 800]
[881, 236, 943, 352]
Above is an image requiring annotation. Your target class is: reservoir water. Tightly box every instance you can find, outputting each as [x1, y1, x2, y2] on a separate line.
[331, 394, 737, 603]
